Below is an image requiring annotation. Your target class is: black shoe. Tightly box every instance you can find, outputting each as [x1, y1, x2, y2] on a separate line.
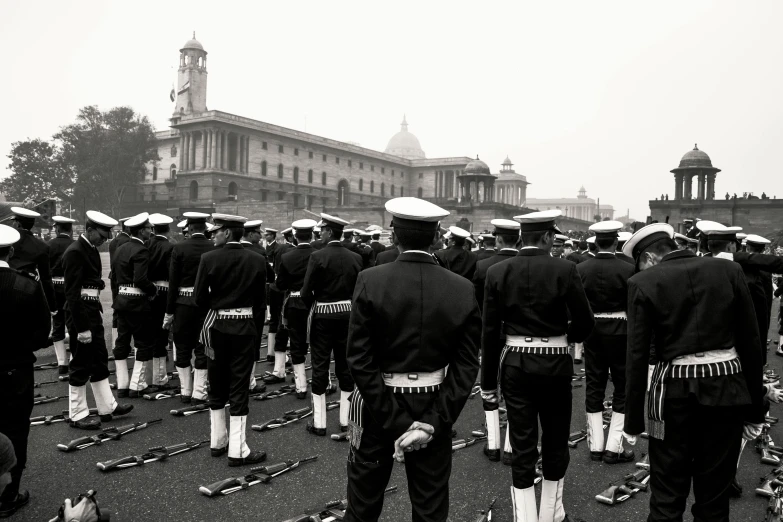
[58, 365, 69, 376]
[296, 391, 307, 400]
[590, 451, 604, 461]
[249, 383, 267, 394]
[483, 445, 500, 462]
[729, 477, 742, 497]
[502, 451, 512, 466]
[228, 450, 267, 467]
[306, 422, 326, 436]
[117, 389, 129, 398]
[340, 425, 348, 433]
[191, 397, 207, 405]
[263, 374, 286, 384]
[603, 449, 635, 464]
[146, 384, 172, 394]
[0, 490, 30, 518]
[128, 389, 150, 398]
[451, 428, 457, 438]
[181, 395, 192, 404]
[100, 403, 133, 422]
[211, 446, 228, 458]
[325, 384, 337, 396]
[69, 417, 101, 430]
[266, 355, 275, 363]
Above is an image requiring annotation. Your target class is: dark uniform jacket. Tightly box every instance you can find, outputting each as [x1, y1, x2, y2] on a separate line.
[472, 248, 517, 312]
[310, 239, 325, 250]
[481, 248, 594, 387]
[375, 247, 399, 266]
[273, 242, 294, 275]
[10, 229, 55, 311]
[275, 243, 316, 311]
[435, 245, 477, 280]
[565, 252, 584, 264]
[111, 238, 156, 312]
[369, 241, 386, 259]
[108, 232, 131, 294]
[625, 250, 764, 436]
[265, 241, 279, 266]
[193, 242, 266, 337]
[301, 241, 362, 308]
[476, 248, 496, 262]
[62, 236, 105, 333]
[357, 243, 374, 269]
[341, 238, 362, 256]
[241, 241, 275, 283]
[347, 251, 481, 439]
[0, 263, 51, 367]
[616, 252, 635, 265]
[576, 253, 635, 336]
[48, 234, 74, 294]
[166, 234, 215, 312]
[147, 235, 174, 283]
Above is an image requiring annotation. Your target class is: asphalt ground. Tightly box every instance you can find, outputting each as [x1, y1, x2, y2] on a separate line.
[13, 252, 782, 521]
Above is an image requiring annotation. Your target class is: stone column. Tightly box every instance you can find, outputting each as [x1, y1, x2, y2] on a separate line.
[706, 173, 715, 200]
[674, 173, 682, 200]
[212, 130, 218, 169]
[183, 133, 189, 171]
[697, 172, 705, 200]
[179, 133, 186, 171]
[219, 132, 224, 170]
[683, 174, 692, 199]
[190, 132, 197, 171]
[245, 136, 250, 174]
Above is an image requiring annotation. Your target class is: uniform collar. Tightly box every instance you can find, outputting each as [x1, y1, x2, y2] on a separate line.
[190, 233, 206, 238]
[224, 242, 243, 250]
[517, 248, 549, 257]
[397, 251, 436, 264]
[154, 234, 168, 240]
[131, 236, 144, 244]
[57, 233, 71, 238]
[240, 240, 252, 244]
[595, 252, 616, 257]
[327, 241, 343, 247]
[661, 249, 695, 263]
[80, 233, 96, 249]
[296, 243, 313, 249]
[498, 249, 517, 256]
[120, 231, 130, 238]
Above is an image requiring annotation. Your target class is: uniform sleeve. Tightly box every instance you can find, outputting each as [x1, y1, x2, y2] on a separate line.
[624, 279, 653, 435]
[38, 246, 56, 311]
[28, 277, 52, 350]
[565, 263, 594, 343]
[472, 267, 485, 313]
[63, 249, 90, 333]
[166, 246, 183, 314]
[480, 266, 503, 391]
[133, 248, 156, 296]
[193, 257, 210, 310]
[300, 255, 319, 308]
[419, 284, 481, 436]
[731, 265, 765, 424]
[275, 259, 291, 291]
[733, 252, 783, 273]
[346, 274, 417, 439]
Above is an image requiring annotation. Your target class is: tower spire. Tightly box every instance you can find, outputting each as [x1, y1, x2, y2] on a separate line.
[400, 114, 408, 132]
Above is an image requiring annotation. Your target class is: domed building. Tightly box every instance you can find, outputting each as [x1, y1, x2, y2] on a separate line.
[384, 116, 425, 159]
[670, 144, 720, 200]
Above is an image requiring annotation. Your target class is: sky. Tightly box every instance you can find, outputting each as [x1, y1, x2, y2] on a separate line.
[1, 1, 781, 220]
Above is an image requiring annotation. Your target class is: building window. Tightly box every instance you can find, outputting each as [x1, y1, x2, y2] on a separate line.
[381, 183, 385, 197]
[262, 141, 268, 150]
[189, 180, 198, 200]
[359, 162, 363, 170]
[382, 167, 386, 174]
[336, 157, 340, 164]
[359, 179, 364, 191]
[170, 165, 177, 179]
[370, 180, 374, 193]
[322, 172, 327, 185]
[278, 145, 284, 153]
[370, 165, 374, 172]
[308, 151, 313, 159]
[418, 187, 423, 198]
[400, 171, 404, 178]
[228, 182, 238, 199]
[348, 160, 352, 167]
[337, 180, 349, 206]
[294, 148, 299, 156]
[171, 145, 177, 157]
[261, 190, 268, 202]
[261, 161, 267, 176]
[391, 184, 395, 197]
[307, 195, 313, 210]
[293, 194, 300, 208]
[401, 186, 404, 197]
[140, 193, 145, 202]
[308, 169, 313, 183]
[151, 192, 157, 201]
[293, 167, 299, 184]
[152, 166, 158, 181]
[323, 154, 327, 162]
[277, 191, 285, 201]
[278, 164, 284, 178]
[418, 172, 423, 179]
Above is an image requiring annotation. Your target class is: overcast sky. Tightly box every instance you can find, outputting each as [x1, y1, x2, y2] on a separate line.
[2, 1, 781, 220]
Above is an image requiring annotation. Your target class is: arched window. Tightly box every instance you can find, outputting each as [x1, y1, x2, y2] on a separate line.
[152, 166, 158, 181]
[359, 179, 363, 191]
[278, 164, 284, 178]
[417, 187, 423, 198]
[228, 182, 238, 199]
[370, 180, 374, 193]
[189, 180, 198, 201]
[308, 169, 313, 183]
[391, 184, 395, 197]
[322, 172, 327, 186]
[337, 180, 349, 206]
[293, 167, 299, 184]
[381, 183, 385, 197]
[261, 161, 267, 177]
[170, 164, 177, 179]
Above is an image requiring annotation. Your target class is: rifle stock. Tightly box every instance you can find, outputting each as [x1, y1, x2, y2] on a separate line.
[596, 469, 650, 505]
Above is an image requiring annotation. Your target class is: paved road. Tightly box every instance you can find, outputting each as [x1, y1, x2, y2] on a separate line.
[15, 253, 781, 521]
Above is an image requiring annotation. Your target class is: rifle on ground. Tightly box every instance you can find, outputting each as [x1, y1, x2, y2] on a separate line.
[331, 432, 349, 442]
[596, 469, 650, 505]
[170, 404, 211, 416]
[636, 453, 650, 470]
[253, 385, 296, 401]
[280, 485, 397, 522]
[57, 419, 162, 452]
[34, 395, 67, 406]
[34, 380, 58, 388]
[143, 390, 180, 401]
[760, 426, 783, 465]
[199, 455, 319, 497]
[97, 439, 209, 471]
[567, 430, 587, 448]
[767, 485, 783, 522]
[471, 497, 498, 522]
[757, 467, 783, 497]
[452, 435, 487, 452]
[252, 407, 314, 432]
[34, 362, 58, 370]
[31, 408, 98, 427]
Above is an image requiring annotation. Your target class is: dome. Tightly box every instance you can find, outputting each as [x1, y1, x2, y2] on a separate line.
[464, 155, 491, 175]
[502, 156, 513, 166]
[384, 116, 425, 159]
[678, 144, 712, 168]
[181, 32, 205, 52]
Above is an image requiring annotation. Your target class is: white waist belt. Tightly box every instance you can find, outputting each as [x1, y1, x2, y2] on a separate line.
[217, 307, 253, 319]
[118, 286, 145, 296]
[671, 347, 737, 366]
[153, 281, 169, 290]
[505, 335, 568, 348]
[178, 287, 194, 297]
[289, 291, 301, 297]
[80, 288, 100, 298]
[382, 368, 446, 392]
[594, 311, 627, 320]
[52, 277, 65, 285]
[314, 300, 352, 314]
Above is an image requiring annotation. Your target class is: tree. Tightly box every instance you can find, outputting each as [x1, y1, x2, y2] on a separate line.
[1, 138, 73, 202]
[55, 106, 159, 216]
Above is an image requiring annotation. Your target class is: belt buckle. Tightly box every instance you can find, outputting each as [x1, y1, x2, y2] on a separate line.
[695, 352, 705, 358]
[542, 337, 549, 343]
[525, 337, 533, 343]
[407, 373, 418, 381]
[382, 373, 392, 379]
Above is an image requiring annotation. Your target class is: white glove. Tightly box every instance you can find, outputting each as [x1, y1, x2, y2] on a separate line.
[743, 422, 764, 441]
[393, 421, 435, 462]
[623, 432, 638, 446]
[481, 389, 499, 404]
[77, 330, 92, 344]
[162, 313, 174, 331]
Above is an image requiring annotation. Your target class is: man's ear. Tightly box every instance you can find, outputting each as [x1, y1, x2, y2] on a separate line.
[8, 246, 14, 260]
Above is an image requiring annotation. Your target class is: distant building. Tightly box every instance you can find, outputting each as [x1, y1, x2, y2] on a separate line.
[526, 186, 615, 222]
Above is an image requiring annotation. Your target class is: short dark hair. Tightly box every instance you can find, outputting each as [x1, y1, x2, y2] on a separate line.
[395, 228, 434, 251]
[579, 240, 588, 250]
[0, 246, 10, 259]
[294, 229, 312, 242]
[644, 238, 677, 258]
[56, 223, 73, 233]
[708, 239, 733, 254]
[520, 230, 547, 247]
[595, 236, 617, 250]
[343, 231, 352, 239]
[14, 218, 33, 231]
[482, 237, 496, 247]
[496, 232, 519, 246]
[747, 243, 765, 254]
[189, 222, 206, 234]
[451, 236, 466, 247]
[153, 225, 170, 235]
[224, 226, 244, 242]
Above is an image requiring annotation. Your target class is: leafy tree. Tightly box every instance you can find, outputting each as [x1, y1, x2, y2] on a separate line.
[1, 138, 73, 202]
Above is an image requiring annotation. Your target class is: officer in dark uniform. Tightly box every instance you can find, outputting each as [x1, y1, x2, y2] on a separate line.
[344, 197, 480, 522]
[264, 227, 280, 360]
[615, 232, 635, 264]
[48, 216, 76, 378]
[301, 213, 362, 436]
[240, 219, 271, 394]
[471, 219, 519, 462]
[341, 229, 361, 255]
[744, 234, 775, 339]
[368, 229, 385, 260]
[108, 217, 131, 346]
[434, 226, 477, 280]
[375, 232, 400, 266]
[111, 212, 158, 398]
[147, 213, 174, 390]
[0, 224, 51, 517]
[274, 219, 318, 399]
[476, 233, 497, 262]
[194, 213, 267, 466]
[311, 226, 324, 250]
[8, 207, 55, 313]
[356, 231, 374, 268]
[576, 221, 635, 464]
[623, 223, 764, 521]
[265, 227, 292, 374]
[63, 212, 133, 429]
[163, 212, 213, 403]
[481, 210, 594, 521]
[565, 240, 585, 264]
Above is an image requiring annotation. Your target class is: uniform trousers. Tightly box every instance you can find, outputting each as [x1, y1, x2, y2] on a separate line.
[309, 313, 354, 395]
[285, 306, 309, 365]
[502, 365, 572, 489]
[0, 366, 33, 501]
[113, 310, 156, 361]
[344, 390, 451, 522]
[584, 334, 627, 413]
[51, 290, 67, 342]
[207, 330, 255, 417]
[172, 304, 208, 370]
[268, 288, 285, 336]
[149, 292, 170, 358]
[647, 396, 743, 522]
[65, 303, 111, 387]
